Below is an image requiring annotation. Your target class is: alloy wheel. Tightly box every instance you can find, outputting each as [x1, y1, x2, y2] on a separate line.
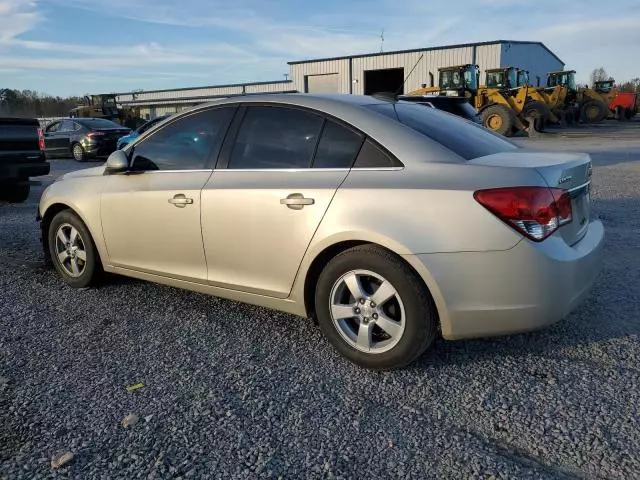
[329, 269, 406, 354]
[73, 144, 84, 161]
[54, 223, 87, 277]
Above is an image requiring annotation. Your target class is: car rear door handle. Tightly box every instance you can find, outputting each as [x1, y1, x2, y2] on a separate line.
[280, 193, 314, 210]
[168, 194, 194, 208]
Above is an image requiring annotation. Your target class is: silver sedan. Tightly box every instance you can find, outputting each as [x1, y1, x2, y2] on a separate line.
[38, 94, 604, 369]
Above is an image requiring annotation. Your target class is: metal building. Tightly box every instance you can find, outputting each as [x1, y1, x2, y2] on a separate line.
[114, 40, 563, 119]
[288, 40, 564, 95]
[116, 80, 296, 119]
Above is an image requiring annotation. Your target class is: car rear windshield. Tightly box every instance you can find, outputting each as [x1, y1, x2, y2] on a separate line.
[80, 118, 121, 129]
[365, 102, 518, 160]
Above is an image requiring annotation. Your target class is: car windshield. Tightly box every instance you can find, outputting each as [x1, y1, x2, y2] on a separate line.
[365, 102, 517, 160]
[80, 118, 121, 129]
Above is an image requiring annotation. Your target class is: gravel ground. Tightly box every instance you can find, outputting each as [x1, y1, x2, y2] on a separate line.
[1, 122, 640, 479]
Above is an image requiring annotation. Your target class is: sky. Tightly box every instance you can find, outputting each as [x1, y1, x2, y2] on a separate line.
[1, 0, 639, 97]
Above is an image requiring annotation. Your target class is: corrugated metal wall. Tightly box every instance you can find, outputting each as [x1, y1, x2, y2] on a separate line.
[290, 59, 350, 94]
[350, 46, 478, 94]
[290, 45, 504, 94]
[500, 43, 564, 87]
[244, 81, 293, 93]
[476, 44, 502, 79]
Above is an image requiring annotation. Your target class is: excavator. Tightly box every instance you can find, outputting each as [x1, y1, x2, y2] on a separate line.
[408, 65, 549, 136]
[546, 70, 610, 123]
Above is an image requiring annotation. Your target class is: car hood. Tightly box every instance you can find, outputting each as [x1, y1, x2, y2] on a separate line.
[59, 166, 106, 181]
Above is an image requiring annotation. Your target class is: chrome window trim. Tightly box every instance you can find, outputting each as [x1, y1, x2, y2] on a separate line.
[130, 166, 405, 174]
[217, 167, 404, 173]
[132, 169, 214, 174]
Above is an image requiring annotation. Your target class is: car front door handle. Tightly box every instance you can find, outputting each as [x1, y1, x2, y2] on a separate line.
[168, 194, 194, 208]
[280, 193, 315, 210]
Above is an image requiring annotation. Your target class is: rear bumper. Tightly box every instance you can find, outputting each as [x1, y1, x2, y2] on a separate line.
[0, 160, 50, 181]
[405, 220, 605, 340]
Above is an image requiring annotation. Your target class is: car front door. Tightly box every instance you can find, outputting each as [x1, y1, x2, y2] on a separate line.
[100, 107, 237, 282]
[201, 105, 365, 298]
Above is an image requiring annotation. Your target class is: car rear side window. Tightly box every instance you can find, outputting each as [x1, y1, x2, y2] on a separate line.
[59, 120, 75, 132]
[229, 106, 324, 169]
[131, 107, 235, 171]
[353, 139, 403, 168]
[313, 120, 364, 169]
[366, 102, 517, 160]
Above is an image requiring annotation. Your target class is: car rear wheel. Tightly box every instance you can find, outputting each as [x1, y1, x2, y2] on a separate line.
[72, 143, 86, 162]
[315, 245, 438, 370]
[0, 182, 30, 203]
[48, 210, 102, 288]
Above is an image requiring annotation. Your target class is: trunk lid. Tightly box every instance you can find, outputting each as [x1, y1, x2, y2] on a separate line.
[93, 128, 131, 141]
[469, 151, 593, 245]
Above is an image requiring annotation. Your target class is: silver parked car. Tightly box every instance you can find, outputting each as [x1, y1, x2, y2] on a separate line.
[38, 94, 604, 369]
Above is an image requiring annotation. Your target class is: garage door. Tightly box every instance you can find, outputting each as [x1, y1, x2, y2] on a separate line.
[306, 73, 341, 93]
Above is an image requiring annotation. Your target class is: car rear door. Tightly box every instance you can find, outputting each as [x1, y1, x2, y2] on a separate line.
[56, 120, 75, 156]
[201, 105, 364, 298]
[100, 107, 236, 282]
[43, 121, 65, 156]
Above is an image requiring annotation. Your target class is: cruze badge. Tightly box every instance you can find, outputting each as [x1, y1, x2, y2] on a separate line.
[558, 175, 573, 184]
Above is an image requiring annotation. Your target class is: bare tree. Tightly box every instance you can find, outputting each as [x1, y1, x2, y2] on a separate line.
[590, 67, 611, 85]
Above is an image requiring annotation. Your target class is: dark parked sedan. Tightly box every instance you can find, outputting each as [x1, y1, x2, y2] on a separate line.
[43, 118, 131, 162]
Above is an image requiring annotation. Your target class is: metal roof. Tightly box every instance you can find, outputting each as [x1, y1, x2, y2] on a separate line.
[287, 40, 564, 66]
[115, 79, 293, 96]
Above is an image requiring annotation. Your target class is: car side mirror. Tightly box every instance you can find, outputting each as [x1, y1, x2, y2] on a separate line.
[104, 150, 130, 174]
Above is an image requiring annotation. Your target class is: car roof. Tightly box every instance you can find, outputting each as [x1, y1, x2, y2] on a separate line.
[183, 94, 462, 166]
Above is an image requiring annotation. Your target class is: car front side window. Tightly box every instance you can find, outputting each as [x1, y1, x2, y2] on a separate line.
[228, 106, 324, 169]
[130, 107, 235, 171]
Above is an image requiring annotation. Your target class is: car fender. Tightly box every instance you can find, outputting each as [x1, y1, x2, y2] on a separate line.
[289, 228, 451, 331]
[40, 175, 110, 266]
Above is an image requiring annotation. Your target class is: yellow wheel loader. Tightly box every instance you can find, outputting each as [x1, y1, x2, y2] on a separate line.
[547, 71, 611, 123]
[409, 65, 549, 136]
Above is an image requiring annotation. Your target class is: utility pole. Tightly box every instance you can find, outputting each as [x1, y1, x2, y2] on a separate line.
[380, 29, 385, 53]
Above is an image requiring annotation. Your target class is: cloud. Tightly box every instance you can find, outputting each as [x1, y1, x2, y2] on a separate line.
[0, 0, 40, 42]
[3, 0, 640, 95]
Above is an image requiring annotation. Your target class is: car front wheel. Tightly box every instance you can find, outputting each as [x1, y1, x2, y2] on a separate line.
[315, 245, 438, 370]
[48, 210, 102, 288]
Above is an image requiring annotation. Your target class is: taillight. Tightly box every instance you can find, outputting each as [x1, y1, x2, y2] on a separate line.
[87, 131, 105, 137]
[37, 127, 45, 150]
[474, 186, 573, 241]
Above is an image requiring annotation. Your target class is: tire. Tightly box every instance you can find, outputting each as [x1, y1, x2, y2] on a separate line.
[71, 142, 86, 162]
[580, 100, 607, 124]
[481, 104, 515, 136]
[315, 245, 438, 370]
[523, 101, 550, 127]
[48, 210, 102, 288]
[625, 108, 635, 120]
[0, 182, 30, 203]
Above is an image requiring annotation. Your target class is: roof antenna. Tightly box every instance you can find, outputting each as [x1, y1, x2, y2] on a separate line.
[394, 53, 424, 99]
[379, 29, 385, 53]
